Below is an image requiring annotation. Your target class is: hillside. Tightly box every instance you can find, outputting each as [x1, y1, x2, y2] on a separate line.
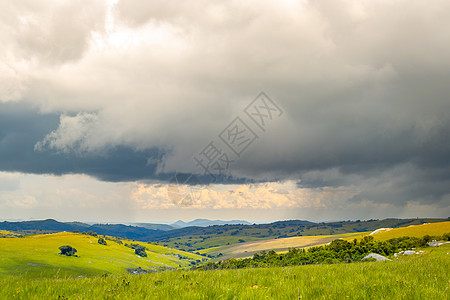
[0, 219, 162, 240]
[0, 232, 204, 278]
[202, 232, 368, 260]
[199, 221, 450, 260]
[370, 221, 450, 240]
[152, 218, 448, 251]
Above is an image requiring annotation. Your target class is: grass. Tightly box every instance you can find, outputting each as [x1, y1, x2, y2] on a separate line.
[1, 243, 448, 299]
[371, 221, 450, 240]
[0, 232, 204, 278]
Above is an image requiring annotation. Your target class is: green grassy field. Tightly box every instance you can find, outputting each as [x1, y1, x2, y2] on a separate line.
[1, 243, 448, 299]
[0, 232, 204, 278]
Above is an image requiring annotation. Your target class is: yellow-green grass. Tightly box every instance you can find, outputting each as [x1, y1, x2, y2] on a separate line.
[371, 221, 450, 240]
[0, 232, 204, 278]
[1, 244, 448, 299]
[0, 230, 21, 237]
[204, 232, 369, 259]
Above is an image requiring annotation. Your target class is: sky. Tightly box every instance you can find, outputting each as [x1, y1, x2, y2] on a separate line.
[0, 0, 449, 223]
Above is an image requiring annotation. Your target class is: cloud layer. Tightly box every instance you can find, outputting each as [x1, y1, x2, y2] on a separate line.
[1, 0, 450, 213]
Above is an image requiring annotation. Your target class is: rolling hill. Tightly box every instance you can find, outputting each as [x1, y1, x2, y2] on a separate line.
[0, 232, 204, 278]
[202, 232, 369, 260]
[201, 221, 450, 260]
[0, 219, 162, 240]
[151, 218, 449, 251]
[1, 218, 448, 253]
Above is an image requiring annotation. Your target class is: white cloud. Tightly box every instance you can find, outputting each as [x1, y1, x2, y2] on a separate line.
[35, 112, 99, 153]
[131, 180, 359, 210]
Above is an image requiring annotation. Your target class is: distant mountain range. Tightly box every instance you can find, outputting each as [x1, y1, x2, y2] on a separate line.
[171, 219, 252, 228]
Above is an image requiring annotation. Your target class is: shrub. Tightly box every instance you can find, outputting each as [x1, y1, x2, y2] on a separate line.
[125, 243, 148, 257]
[59, 245, 77, 256]
[442, 232, 450, 241]
[135, 247, 147, 257]
[98, 237, 107, 245]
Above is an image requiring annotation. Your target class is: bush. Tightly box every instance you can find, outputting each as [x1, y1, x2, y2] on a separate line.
[98, 237, 107, 245]
[135, 248, 147, 257]
[86, 230, 98, 237]
[442, 232, 450, 241]
[59, 245, 77, 256]
[125, 243, 148, 257]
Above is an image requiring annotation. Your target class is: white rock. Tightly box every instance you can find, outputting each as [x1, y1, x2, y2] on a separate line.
[363, 253, 392, 261]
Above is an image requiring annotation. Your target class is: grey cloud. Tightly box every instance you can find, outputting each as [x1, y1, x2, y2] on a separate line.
[0, 0, 107, 65]
[0, 0, 449, 208]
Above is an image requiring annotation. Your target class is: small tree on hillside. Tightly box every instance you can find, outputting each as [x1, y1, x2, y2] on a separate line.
[98, 237, 107, 245]
[59, 245, 77, 256]
[135, 247, 147, 257]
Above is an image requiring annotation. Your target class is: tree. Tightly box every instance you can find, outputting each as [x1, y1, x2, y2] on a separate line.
[443, 232, 450, 241]
[135, 247, 147, 257]
[59, 245, 77, 256]
[98, 237, 107, 245]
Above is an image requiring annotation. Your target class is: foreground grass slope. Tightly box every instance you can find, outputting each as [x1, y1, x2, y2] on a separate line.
[0, 232, 203, 277]
[1, 243, 448, 299]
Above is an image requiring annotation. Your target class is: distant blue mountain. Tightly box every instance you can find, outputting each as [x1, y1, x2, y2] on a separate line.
[132, 223, 176, 231]
[172, 219, 251, 227]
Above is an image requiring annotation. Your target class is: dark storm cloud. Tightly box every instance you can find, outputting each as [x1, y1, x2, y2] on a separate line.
[0, 102, 168, 182]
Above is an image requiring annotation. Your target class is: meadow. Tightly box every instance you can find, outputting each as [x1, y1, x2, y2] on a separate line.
[369, 221, 450, 240]
[0, 232, 203, 277]
[0, 243, 448, 299]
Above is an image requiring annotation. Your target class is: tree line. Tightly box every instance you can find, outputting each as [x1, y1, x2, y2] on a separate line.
[199, 233, 450, 270]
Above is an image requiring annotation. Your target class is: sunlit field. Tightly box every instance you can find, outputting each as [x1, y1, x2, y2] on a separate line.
[1, 244, 448, 299]
[0, 232, 203, 278]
